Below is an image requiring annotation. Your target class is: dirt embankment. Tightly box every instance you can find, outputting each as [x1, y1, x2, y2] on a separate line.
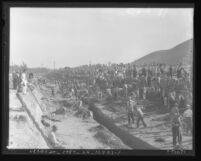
[9, 82, 192, 150]
[8, 90, 48, 149]
[17, 83, 130, 149]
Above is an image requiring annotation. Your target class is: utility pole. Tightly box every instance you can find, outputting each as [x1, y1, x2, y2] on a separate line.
[53, 60, 56, 85]
[89, 60, 91, 66]
[11, 60, 13, 73]
[53, 60, 55, 71]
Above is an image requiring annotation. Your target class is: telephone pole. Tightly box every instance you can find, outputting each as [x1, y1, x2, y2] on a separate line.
[89, 60, 91, 66]
[53, 60, 55, 71]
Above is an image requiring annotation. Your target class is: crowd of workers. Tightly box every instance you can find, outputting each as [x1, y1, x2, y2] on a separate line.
[11, 69, 30, 95]
[10, 62, 193, 149]
[54, 63, 192, 110]
[51, 62, 192, 149]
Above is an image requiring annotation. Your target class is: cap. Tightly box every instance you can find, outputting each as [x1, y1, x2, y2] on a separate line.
[186, 104, 191, 108]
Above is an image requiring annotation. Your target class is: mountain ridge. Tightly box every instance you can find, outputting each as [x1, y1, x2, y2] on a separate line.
[133, 38, 193, 66]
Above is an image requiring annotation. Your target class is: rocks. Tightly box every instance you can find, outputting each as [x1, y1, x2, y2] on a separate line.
[74, 107, 93, 120]
[61, 100, 72, 107]
[154, 138, 166, 143]
[13, 114, 27, 122]
[41, 97, 48, 101]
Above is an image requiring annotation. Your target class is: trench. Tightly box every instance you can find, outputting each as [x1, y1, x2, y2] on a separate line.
[16, 88, 157, 149]
[83, 98, 158, 150]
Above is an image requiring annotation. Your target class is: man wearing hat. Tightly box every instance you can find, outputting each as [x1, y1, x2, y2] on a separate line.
[171, 104, 183, 148]
[172, 113, 183, 148]
[183, 104, 192, 135]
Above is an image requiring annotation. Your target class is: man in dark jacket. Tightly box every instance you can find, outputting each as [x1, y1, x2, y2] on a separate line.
[168, 92, 176, 111]
[147, 75, 152, 87]
[178, 94, 186, 110]
[133, 65, 137, 78]
[12, 72, 18, 90]
[169, 66, 173, 78]
[171, 112, 183, 148]
[142, 67, 146, 77]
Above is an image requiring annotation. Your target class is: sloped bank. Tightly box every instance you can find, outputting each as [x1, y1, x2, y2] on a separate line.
[83, 98, 157, 150]
[8, 90, 48, 149]
[17, 92, 52, 148]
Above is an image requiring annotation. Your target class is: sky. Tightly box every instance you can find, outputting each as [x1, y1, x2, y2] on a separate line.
[10, 8, 193, 68]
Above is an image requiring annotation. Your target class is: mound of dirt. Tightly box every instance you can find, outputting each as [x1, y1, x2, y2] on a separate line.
[95, 125, 105, 130]
[74, 107, 92, 119]
[13, 114, 27, 122]
[62, 100, 72, 107]
[155, 138, 166, 143]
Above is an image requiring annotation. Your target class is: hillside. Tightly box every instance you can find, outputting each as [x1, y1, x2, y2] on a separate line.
[133, 39, 193, 66]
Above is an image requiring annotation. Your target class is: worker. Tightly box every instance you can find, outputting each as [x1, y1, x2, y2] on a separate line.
[170, 103, 179, 122]
[135, 104, 147, 128]
[182, 104, 192, 135]
[171, 112, 183, 149]
[21, 69, 28, 95]
[127, 96, 136, 127]
[51, 87, 55, 96]
[48, 125, 65, 149]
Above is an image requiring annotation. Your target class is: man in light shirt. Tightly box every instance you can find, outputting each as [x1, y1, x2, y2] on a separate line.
[127, 96, 136, 127]
[48, 125, 65, 149]
[21, 69, 28, 95]
[135, 105, 147, 128]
